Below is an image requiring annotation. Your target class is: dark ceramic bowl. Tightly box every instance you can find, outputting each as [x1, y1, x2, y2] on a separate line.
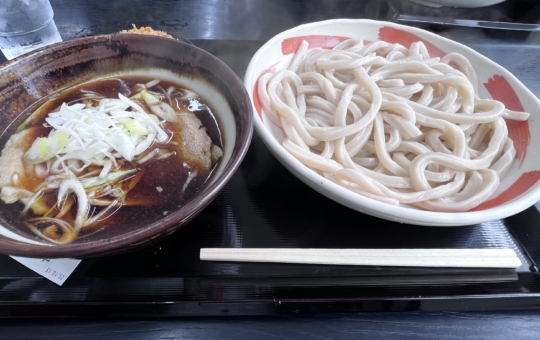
[0, 34, 253, 258]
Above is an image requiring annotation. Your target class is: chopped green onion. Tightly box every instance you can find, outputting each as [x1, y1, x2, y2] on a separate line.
[141, 90, 161, 106]
[124, 119, 149, 135]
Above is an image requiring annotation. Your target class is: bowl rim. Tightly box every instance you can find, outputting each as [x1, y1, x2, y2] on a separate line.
[244, 18, 540, 226]
[0, 33, 253, 257]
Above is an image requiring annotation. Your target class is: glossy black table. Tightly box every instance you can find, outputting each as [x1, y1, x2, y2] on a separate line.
[1, 0, 540, 338]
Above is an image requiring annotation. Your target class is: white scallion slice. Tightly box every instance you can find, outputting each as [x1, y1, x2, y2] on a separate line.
[26, 94, 169, 174]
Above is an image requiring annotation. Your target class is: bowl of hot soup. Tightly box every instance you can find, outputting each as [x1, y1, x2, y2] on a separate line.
[0, 33, 253, 257]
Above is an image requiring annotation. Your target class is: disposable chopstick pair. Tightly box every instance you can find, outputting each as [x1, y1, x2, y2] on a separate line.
[200, 248, 522, 268]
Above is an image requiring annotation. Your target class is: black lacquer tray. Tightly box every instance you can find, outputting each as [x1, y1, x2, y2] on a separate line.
[1, 33, 540, 317]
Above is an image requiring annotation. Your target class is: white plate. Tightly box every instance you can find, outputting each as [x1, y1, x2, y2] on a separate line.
[244, 19, 540, 226]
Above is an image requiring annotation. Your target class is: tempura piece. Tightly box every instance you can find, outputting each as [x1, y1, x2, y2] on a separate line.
[120, 24, 174, 39]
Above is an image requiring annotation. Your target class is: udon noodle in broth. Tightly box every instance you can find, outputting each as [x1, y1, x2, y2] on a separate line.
[0, 77, 223, 244]
[258, 39, 530, 212]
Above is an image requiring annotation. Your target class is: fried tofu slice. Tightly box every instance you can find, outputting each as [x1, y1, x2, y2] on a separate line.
[0, 128, 34, 188]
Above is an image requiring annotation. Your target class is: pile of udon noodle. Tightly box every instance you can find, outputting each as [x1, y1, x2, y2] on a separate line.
[258, 39, 530, 212]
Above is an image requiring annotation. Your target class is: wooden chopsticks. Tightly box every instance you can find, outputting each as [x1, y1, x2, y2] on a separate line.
[200, 248, 522, 268]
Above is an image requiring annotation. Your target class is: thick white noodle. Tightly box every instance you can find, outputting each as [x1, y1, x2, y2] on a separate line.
[259, 39, 530, 212]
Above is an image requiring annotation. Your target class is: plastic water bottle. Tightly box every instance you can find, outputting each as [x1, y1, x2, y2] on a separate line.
[0, 0, 62, 60]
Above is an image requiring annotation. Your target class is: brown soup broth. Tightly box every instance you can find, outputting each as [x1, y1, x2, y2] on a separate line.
[1, 76, 223, 243]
